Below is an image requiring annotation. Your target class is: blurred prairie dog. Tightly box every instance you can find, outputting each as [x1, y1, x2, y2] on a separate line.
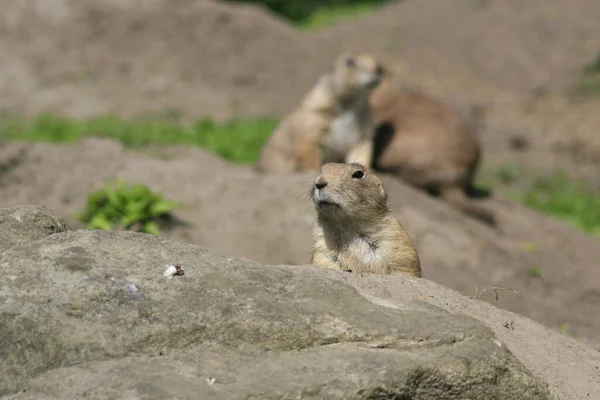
[256, 53, 384, 173]
[369, 73, 496, 225]
[310, 162, 422, 278]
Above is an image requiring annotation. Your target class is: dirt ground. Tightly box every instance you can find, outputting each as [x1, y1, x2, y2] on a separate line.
[1, 0, 600, 352]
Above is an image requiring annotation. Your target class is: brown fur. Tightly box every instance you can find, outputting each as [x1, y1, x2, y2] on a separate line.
[310, 163, 422, 278]
[256, 53, 384, 173]
[369, 74, 496, 225]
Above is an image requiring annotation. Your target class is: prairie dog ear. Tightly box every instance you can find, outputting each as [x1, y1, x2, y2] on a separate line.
[378, 182, 386, 197]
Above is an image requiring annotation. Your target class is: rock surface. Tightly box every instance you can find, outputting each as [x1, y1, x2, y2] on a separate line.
[3, 139, 600, 354]
[0, 205, 69, 253]
[0, 205, 564, 399]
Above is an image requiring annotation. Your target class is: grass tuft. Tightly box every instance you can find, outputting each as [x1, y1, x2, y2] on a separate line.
[527, 267, 544, 278]
[3, 113, 600, 239]
[521, 172, 600, 237]
[299, 3, 384, 30]
[574, 52, 600, 96]
[0, 114, 278, 164]
[221, 0, 392, 29]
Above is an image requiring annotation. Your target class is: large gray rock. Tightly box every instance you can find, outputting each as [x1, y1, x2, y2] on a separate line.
[0, 205, 69, 253]
[3, 140, 600, 354]
[0, 227, 556, 399]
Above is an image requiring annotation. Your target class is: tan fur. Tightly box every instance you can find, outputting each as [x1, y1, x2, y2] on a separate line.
[256, 53, 384, 173]
[310, 163, 422, 278]
[369, 73, 496, 225]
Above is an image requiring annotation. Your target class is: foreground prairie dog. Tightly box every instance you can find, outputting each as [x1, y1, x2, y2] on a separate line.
[256, 53, 383, 173]
[310, 162, 422, 278]
[369, 73, 496, 225]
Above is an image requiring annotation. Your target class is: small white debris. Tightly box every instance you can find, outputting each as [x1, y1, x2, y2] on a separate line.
[163, 264, 185, 279]
[126, 283, 138, 294]
[206, 377, 216, 385]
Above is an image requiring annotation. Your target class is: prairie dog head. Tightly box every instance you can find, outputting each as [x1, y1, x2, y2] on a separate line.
[331, 53, 384, 99]
[312, 163, 389, 221]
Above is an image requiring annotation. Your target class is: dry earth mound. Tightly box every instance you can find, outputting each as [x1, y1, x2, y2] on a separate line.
[313, 0, 600, 94]
[0, 0, 321, 120]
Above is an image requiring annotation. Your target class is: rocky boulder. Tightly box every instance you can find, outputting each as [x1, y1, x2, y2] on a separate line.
[0, 205, 569, 399]
[3, 139, 600, 354]
[0, 205, 69, 254]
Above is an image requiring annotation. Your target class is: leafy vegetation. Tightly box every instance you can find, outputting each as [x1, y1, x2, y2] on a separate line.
[574, 52, 600, 96]
[521, 241, 539, 252]
[221, 0, 390, 27]
[521, 172, 600, 237]
[496, 162, 521, 184]
[477, 161, 600, 238]
[300, 2, 385, 30]
[78, 180, 181, 235]
[0, 113, 278, 164]
[2, 111, 600, 239]
[527, 266, 544, 278]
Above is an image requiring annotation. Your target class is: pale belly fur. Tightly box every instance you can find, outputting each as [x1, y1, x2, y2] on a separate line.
[323, 110, 363, 160]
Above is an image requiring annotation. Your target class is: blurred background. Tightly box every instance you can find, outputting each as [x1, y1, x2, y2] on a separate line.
[1, 0, 599, 350]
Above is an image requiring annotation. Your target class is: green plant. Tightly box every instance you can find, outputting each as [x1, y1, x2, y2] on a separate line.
[78, 180, 181, 235]
[220, 0, 391, 25]
[527, 266, 544, 278]
[496, 163, 520, 184]
[0, 113, 278, 164]
[574, 52, 600, 96]
[522, 171, 600, 237]
[558, 322, 577, 338]
[300, 2, 384, 30]
[521, 241, 539, 252]
[473, 285, 518, 303]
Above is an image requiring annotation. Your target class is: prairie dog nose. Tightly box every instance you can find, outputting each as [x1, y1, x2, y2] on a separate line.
[315, 179, 327, 190]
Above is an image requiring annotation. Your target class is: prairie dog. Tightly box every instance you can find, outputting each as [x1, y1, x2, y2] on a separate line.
[256, 53, 383, 173]
[369, 74, 496, 225]
[310, 162, 422, 278]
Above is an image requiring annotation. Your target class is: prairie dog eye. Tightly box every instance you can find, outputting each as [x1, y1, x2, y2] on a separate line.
[345, 57, 356, 68]
[352, 170, 364, 179]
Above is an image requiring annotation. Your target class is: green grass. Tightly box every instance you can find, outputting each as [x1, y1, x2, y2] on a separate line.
[478, 161, 600, 237]
[527, 266, 544, 278]
[299, 2, 384, 30]
[574, 52, 600, 96]
[574, 73, 600, 96]
[221, 0, 392, 28]
[521, 241, 539, 252]
[496, 162, 521, 184]
[521, 172, 600, 237]
[0, 113, 279, 164]
[3, 113, 600, 239]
